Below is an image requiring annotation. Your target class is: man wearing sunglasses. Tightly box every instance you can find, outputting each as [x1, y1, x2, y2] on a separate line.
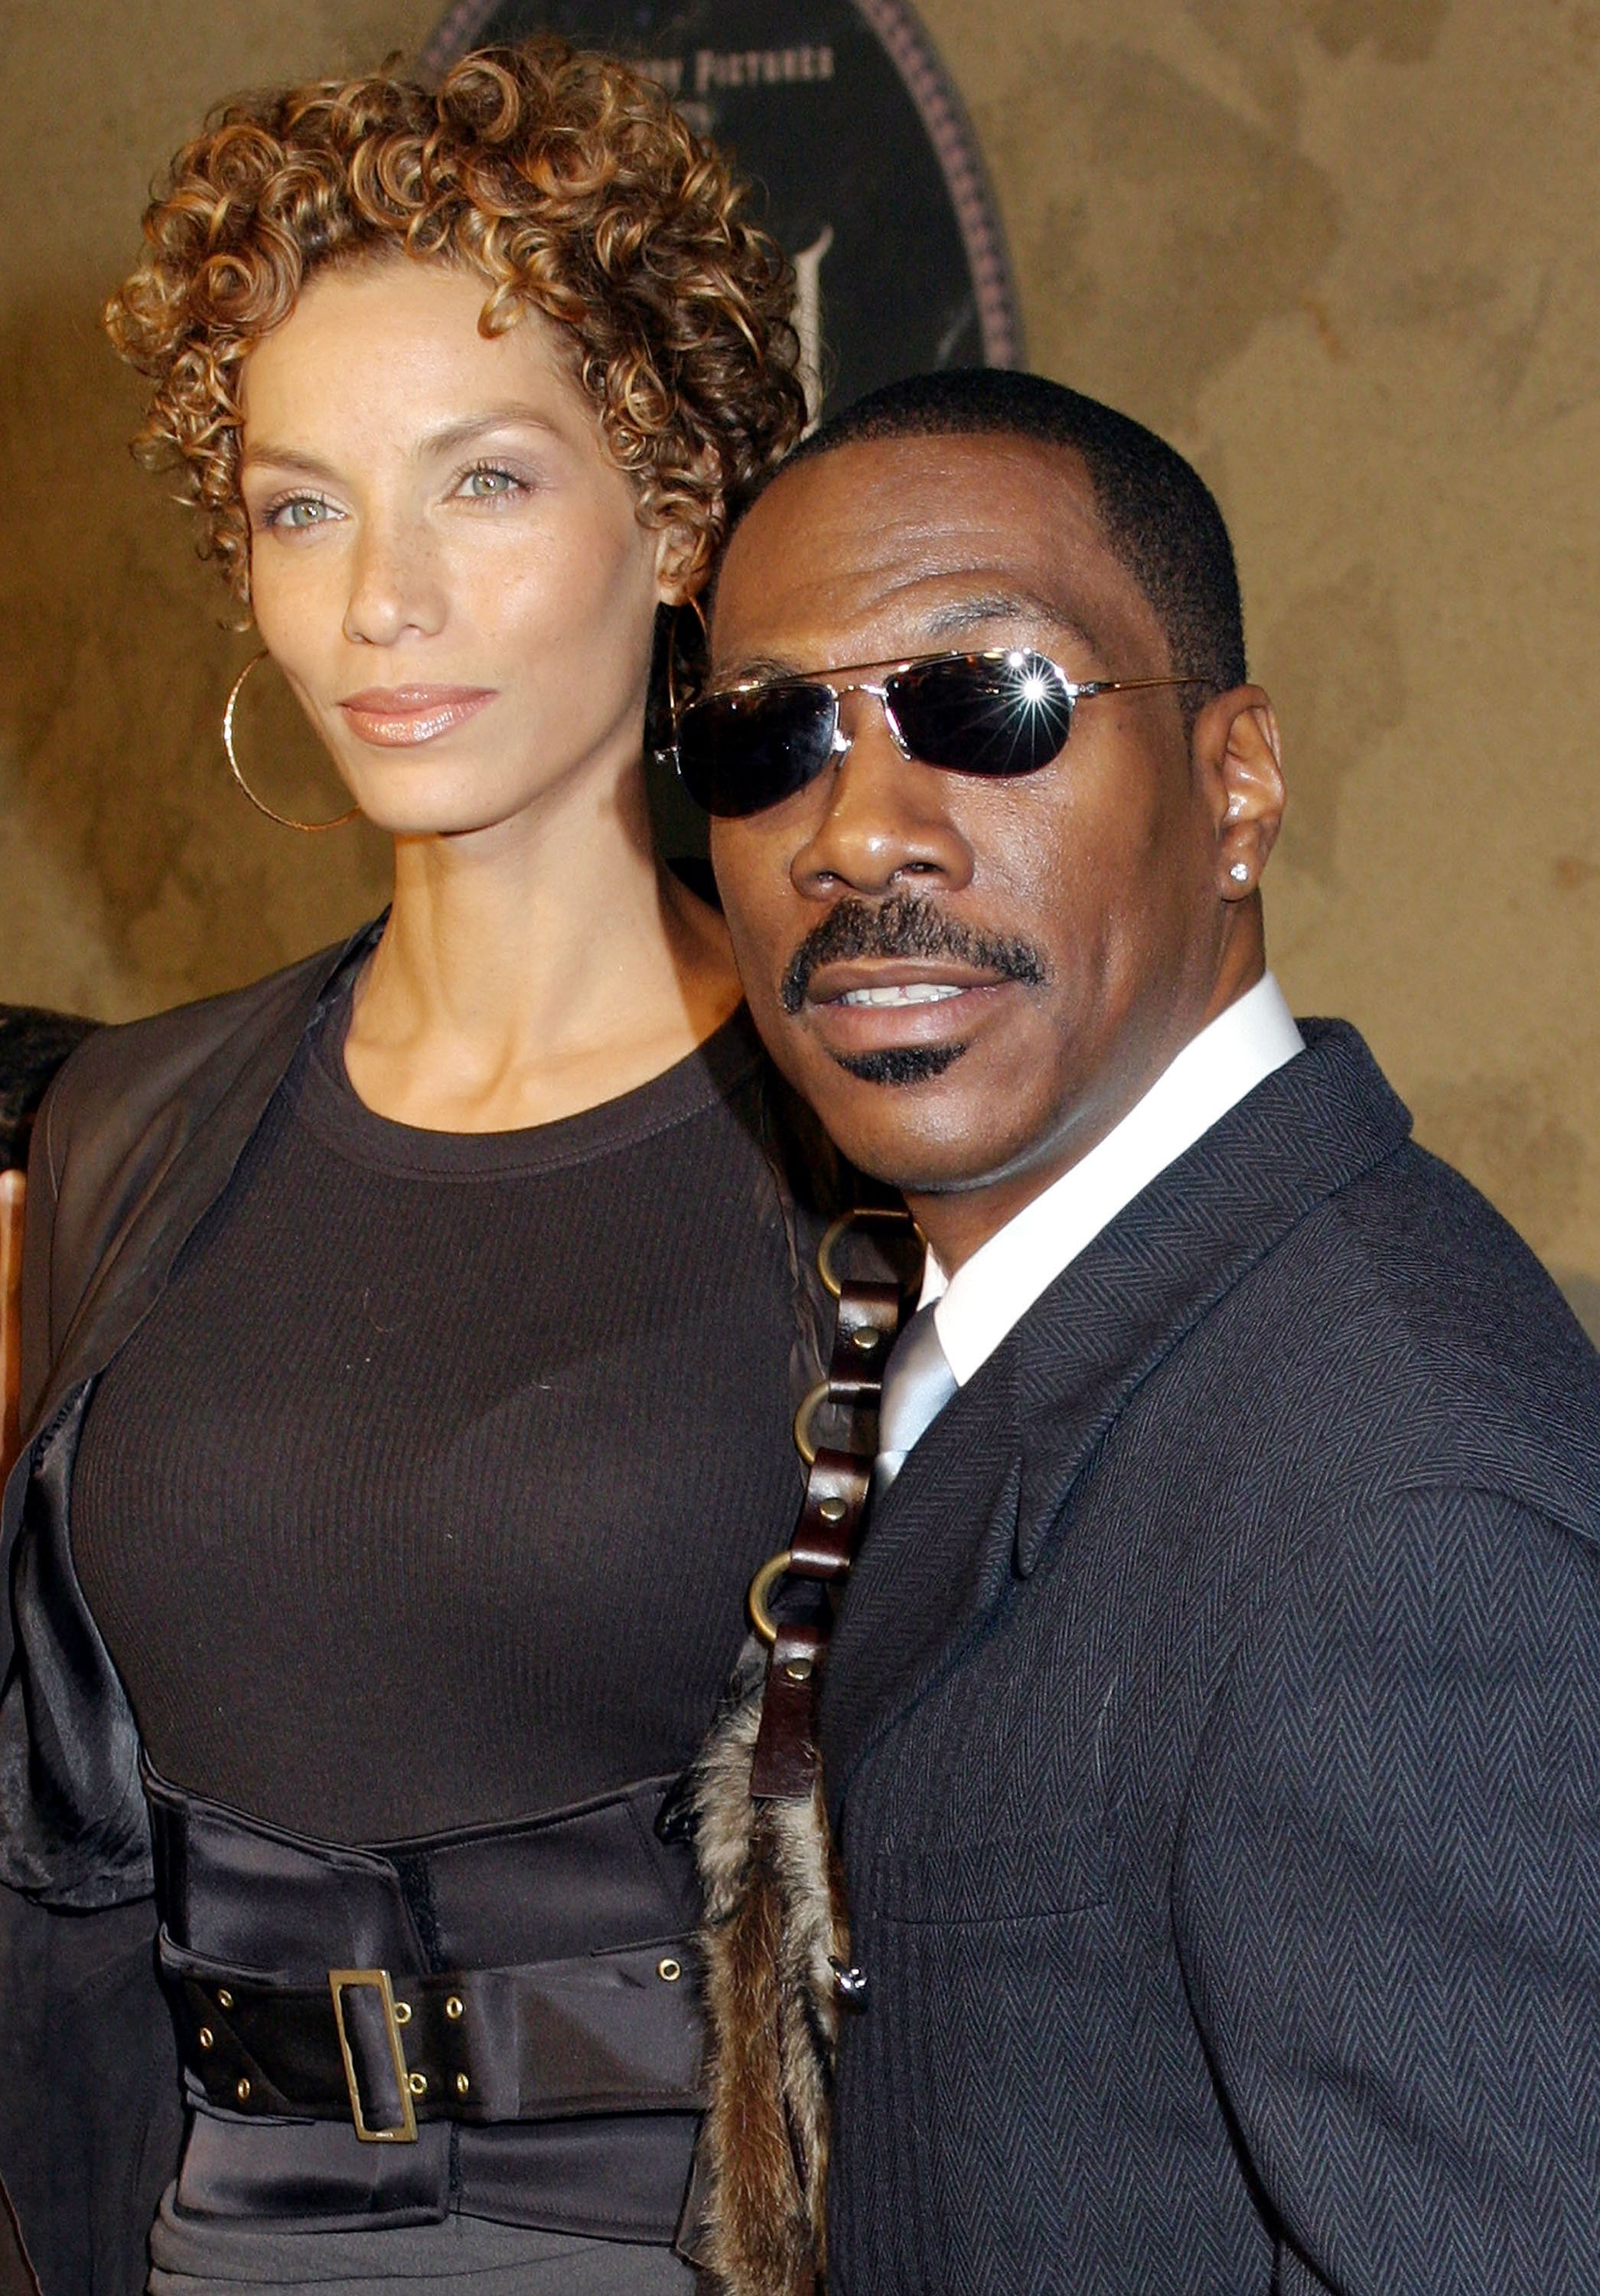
[683, 368, 1600, 2294]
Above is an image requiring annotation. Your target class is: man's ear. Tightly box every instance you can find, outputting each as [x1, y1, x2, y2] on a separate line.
[1193, 685, 1285, 902]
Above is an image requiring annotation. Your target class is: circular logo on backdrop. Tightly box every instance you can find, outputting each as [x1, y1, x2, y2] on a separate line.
[422, 0, 1022, 421]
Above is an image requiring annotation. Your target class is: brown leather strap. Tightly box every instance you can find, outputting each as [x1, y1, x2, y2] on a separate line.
[749, 1212, 917, 1798]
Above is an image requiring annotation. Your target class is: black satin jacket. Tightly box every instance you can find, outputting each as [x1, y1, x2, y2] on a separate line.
[0, 920, 837, 2296]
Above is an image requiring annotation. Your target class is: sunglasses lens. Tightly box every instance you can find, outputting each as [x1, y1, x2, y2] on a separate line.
[890, 651, 1074, 775]
[676, 684, 839, 817]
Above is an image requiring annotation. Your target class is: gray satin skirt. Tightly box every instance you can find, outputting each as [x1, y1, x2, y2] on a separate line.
[147, 2187, 699, 2294]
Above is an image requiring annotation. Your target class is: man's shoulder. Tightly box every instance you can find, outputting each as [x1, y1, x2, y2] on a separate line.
[1314, 1127, 1591, 1380]
[1012, 1015, 1599, 1538]
[1250, 1126, 1600, 1525]
[1211, 1013, 1596, 1439]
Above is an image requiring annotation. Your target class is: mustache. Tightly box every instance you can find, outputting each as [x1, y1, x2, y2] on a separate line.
[779, 893, 1048, 1016]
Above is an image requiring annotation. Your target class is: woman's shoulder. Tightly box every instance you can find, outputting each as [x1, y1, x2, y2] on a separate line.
[20, 924, 381, 1426]
[40, 925, 377, 1175]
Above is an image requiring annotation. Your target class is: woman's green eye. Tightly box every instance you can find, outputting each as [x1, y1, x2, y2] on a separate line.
[275, 497, 336, 528]
[461, 466, 520, 499]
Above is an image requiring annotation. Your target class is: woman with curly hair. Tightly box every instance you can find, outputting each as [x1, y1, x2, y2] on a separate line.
[0, 41, 815, 2296]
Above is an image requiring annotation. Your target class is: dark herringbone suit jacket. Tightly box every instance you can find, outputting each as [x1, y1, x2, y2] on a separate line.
[820, 1020, 1600, 2295]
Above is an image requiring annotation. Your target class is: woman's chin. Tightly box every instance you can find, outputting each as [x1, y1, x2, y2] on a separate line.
[355, 789, 548, 845]
[335, 762, 513, 841]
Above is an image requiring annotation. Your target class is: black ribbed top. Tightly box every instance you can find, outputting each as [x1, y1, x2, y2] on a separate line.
[72, 996, 801, 1844]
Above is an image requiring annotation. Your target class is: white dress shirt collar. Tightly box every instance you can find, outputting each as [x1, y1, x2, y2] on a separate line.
[919, 974, 1305, 1387]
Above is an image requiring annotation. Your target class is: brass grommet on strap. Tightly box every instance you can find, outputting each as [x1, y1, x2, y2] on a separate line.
[197, 2027, 213, 2051]
[455, 2072, 471, 2095]
[445, 1995, 464, 2020]
[748, 1548, 793, 1645]
[408, 2072, 427, 2098]
[217, 1989, 234, 2010]
[793, 1381, 829, 1467]
[657, 1957, 683, 1983]
[817, 1205, 915, 1299]
[236, 2078, 251, 2103]
[748, 1202, 917, 1802]
[393, 2000, 412, 2025]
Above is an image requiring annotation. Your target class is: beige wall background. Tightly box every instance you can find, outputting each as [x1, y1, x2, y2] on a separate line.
[2, 0, 1598, 1322]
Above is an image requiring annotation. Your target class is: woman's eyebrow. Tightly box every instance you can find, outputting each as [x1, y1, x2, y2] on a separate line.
[236, 443, 339, 480]
[239, 407, 568, 480]
[412, 406, 567, 461]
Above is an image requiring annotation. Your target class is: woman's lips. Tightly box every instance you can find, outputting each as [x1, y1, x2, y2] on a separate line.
[337, 685, 496, 747]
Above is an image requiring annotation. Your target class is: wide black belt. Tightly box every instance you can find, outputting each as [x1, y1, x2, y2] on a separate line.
[164, 1932, 702, 2142]
[146, 1765, 707, 2236]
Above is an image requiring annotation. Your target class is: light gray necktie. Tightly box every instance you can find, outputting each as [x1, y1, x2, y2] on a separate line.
[875, 1301, 959, 1494]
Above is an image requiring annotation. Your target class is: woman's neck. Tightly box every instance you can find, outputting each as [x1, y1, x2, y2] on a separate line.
[344, 767, 738, 1131]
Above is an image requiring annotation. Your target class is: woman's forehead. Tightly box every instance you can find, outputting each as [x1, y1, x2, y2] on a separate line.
[237, 264, 594, 452]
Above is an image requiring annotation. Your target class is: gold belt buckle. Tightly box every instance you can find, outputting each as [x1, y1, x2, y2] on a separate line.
[327, 1968, 418, 2142]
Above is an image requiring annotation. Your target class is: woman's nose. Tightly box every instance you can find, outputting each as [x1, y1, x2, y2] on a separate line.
[341, 514, 446, 647]
[789, 694, 975, 899]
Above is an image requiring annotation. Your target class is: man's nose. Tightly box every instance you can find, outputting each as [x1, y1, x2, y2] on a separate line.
[790, 694, 974, 899]
[341, 514, 446, 648]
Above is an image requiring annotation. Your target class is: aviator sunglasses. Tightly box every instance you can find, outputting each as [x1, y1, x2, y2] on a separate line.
[671, 645, 1202, 820]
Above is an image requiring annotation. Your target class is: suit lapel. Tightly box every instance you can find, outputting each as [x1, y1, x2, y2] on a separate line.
[823, 1021, 1414, 1812]
[824, 1337, 1025, 1806]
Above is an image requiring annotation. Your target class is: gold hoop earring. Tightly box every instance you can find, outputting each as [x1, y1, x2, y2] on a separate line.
[221, 651, 360, 833]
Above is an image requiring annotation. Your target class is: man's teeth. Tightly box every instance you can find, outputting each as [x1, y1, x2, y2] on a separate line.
[838, 982, 968, 1007]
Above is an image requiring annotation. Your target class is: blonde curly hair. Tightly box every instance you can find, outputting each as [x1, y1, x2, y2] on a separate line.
[104, 41, 807, 599]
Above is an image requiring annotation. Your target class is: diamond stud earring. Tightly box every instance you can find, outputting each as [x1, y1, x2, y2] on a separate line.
[1228, 862, 1251, 884]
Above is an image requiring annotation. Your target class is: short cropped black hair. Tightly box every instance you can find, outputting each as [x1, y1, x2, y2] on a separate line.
[752, 368, 1246, 696]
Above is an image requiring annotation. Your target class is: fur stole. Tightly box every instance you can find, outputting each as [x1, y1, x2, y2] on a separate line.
[690, 1651, 849, 2296]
